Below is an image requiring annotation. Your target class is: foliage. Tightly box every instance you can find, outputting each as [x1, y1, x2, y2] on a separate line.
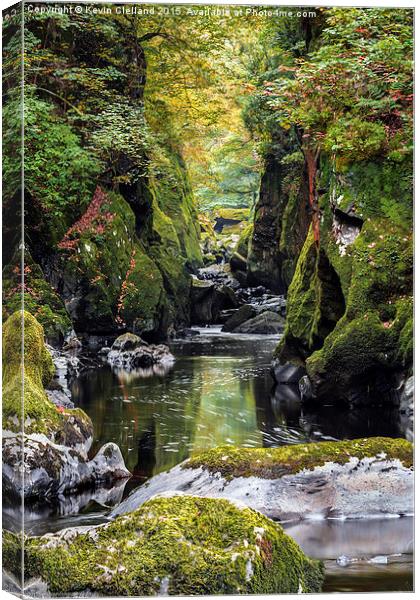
[265, 8, 413, 165]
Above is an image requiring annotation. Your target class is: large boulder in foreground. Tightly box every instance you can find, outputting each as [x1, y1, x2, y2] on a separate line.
[3, 496, 324, 596]
[113, 438, 413, 521]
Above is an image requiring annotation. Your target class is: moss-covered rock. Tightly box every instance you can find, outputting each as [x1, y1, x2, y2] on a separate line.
[276, 226, 345, 363]
[235, 222, 253, 259]
[186, 437, 413, 479]
[2, 249, 72, 345]
[57, 189, 168, 336]
[277, 157, 413, 401]
[4, 496, 324, 595]
[2, 310, 92, 440]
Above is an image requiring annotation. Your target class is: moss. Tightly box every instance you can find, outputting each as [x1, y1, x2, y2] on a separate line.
[150, 150, 202, 270]
[214, 207, 250, 222]
[279, 156, 412, 394]
[2, 311, 92, 437]
[7, 496, 323, 595]
[304, 216, 413, 389]
[119, 243, 165, 334]
[235, 223, 253, 259]
[276, 226, 345, 363]
[58, 191, 168, 335]
[186, 437, 413, 479]
[2, 250, 72, 344]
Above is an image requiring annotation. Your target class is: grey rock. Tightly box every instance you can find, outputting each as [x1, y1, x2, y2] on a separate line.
[112, 456, 413, 522]
[45, 389, 75, 410]
[232, 310, 284, 334]
[222, 304, 256, 332]
[106, 334, 174, 371]
[272, 360, 306, 384]
[2, 434, 130, 500]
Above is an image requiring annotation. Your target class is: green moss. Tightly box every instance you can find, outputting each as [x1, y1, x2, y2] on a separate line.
[331, 158, 413, 229]
[150, 150, 202, 270]
[119, 243, 165, 333]
[58, 191, 168, 334]
[186, 437, 413, 479]
[7, 496, 323, 595]
[235, 223, 253, 259]
[2, 311, 92, 437]
[279, 156, 412, 392]
[305, 216, 413, 387]
[214, 207, 250, 221]
[2, 250, 72, 344]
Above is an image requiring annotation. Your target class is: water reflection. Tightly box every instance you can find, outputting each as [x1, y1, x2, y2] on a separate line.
[71, 329, 409, 490]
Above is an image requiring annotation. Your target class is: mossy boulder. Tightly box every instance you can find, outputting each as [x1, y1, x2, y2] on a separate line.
[2, 310, 93, 440]
[186, 437, 413, 479]
[2, 311, 130, 498]
[57, 189, 168, 336]
[3, 496, 324, 595]
[112, 437, 413, 521]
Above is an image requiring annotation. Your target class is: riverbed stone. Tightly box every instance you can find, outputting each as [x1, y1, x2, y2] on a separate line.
[106, 333, 175, 371]
[2, 435, 130, 500]
[232, 310, 285, 334]
[3, 496, 324, 595]
[222, 304, 256, 332]
[113, 438, 413, 521]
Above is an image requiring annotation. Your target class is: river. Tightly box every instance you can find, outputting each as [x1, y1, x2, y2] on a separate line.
[19, 327, 413, 593]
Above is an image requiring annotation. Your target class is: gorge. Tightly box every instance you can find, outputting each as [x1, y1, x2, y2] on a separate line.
[2, 4, 414, 596]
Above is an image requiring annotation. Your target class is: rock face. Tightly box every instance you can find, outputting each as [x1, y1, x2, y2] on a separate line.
[113, 438, 413, 522]
[106, 332, 175, 371]
[2, 311, 130, 500]
[3, 496, 324, 596]
[232, 310, 285, 335]
[276, 160, 413, 405]
[247, 149, 310, 293]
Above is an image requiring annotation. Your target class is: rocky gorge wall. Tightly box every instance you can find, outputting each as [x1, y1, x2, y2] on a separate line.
[273, 155, 413, 405]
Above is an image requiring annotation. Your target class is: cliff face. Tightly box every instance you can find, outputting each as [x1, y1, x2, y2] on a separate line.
[247, 149, 310, 293]
[276, 156, 413, 405]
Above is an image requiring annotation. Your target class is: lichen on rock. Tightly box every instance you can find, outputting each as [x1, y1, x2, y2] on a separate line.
[3, 496, 324, 595]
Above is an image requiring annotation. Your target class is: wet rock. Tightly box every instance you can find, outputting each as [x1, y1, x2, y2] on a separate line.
[232, 310, 285, 334]
[45, 389, 75, 410]
[4, 496, 324, 595]
[175, 328, 201, 338]
[106, 333, 175, 371]
[222, 304, 256, 332]
[191, 277, 238, 324]
[112, 438, 413, 522]
[2, 434, 130, 500]
[271, 360, 306, 384]
[299, 375, 313, 401]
